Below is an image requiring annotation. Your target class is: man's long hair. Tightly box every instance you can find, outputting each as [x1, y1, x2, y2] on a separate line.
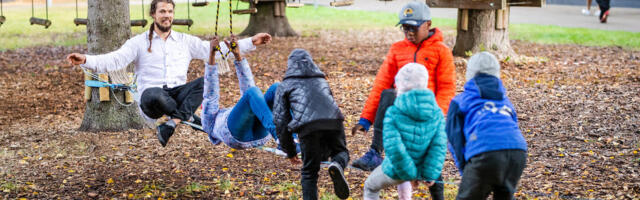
[148, 0, 175, 53]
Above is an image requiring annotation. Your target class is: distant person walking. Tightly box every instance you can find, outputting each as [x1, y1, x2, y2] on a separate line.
[582, 0, 594, 15]
[596, 0, 611, 23]
[581, 0, 601, 16]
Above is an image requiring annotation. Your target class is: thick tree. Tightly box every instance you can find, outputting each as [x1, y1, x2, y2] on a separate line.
[79, 0, 144, 132]
[240, 0, 298, 37]
[452, 8, 514, 58]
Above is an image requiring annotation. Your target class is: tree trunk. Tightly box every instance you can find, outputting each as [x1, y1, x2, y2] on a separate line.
[79, 0, 144, 132]
[453, 8, 515, 59]
[240, 1, 298, 37]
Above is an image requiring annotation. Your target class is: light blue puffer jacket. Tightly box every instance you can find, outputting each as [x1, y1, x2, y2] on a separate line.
[381, 89, 447, 181]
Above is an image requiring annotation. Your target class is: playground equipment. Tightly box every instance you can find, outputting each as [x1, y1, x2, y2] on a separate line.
[234, 0, 258, 14]
[73, 0, 87, 26]
[425, 0, 543, 31]
[74, 0, 147, 27]
[172, 0, 196, 29]
[287, 0, 304, 8]
[0, 0, 5, 28]
[330, 0, 353, 7]
[82, 68, 136, 106]
[130, 0, 148, 27]
[192, 0, 209, 7]
[30, 0, 51, 28]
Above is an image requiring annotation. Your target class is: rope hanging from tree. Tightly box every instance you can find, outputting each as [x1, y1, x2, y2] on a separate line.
[213, 0, 236, 74]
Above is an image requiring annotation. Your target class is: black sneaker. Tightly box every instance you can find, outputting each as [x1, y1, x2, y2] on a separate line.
[328, 162, 350, 199]
[157, 121, 176, 147]
[191, 115, 201, 126]
[186, 115, 204, 132]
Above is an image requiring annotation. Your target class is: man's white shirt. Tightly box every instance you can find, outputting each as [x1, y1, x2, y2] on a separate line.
[82, 30, 256, 103]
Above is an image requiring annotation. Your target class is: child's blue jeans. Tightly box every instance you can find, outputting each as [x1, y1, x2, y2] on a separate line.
[227, 83, 279, 142]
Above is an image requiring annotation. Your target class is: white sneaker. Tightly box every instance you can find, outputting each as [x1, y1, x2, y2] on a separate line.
[594, 10, 601, 16]
[581, 8, 591, 16]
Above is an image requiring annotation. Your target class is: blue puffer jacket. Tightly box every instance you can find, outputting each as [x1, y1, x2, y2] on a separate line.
[446, 73, 528, 175]
[381, 89, 447, 181]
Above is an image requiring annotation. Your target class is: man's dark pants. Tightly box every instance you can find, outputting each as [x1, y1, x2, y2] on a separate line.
[371, 89, 445, 200]
[140, 77, 204, 122]
[299, 128, 350, 200]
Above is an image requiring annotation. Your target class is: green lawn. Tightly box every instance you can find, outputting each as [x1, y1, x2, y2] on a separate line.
[0, 2, 638, 50]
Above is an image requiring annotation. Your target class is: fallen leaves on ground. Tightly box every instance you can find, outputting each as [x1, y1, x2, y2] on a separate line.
[0, 28, 639, 199]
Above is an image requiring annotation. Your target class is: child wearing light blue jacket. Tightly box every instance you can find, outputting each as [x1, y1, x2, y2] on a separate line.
[363, 63, 447, 200]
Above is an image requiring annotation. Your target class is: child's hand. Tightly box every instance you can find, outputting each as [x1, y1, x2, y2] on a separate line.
[224, 35, 242, 61]
[411, 180, 420, 188]
[424, 181, 435, 187]
[209, 36, 221, 65]
[287, 157, 302, 165]
[411, 180, 435, 187]
[351, 124, 365, 135]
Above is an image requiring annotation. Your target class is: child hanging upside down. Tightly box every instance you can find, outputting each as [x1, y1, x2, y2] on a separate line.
[158, 35, 279, 149]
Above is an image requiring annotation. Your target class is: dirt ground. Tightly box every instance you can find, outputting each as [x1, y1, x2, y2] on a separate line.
[0, 28, 639, 199]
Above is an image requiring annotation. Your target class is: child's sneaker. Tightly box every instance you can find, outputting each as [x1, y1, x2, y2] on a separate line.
[581, 8, 591, 16]
[157, 120, 176, 147]
[350, 149, 383, 171]
[328, 162, 350, 199]
[276, 141, 301, 155]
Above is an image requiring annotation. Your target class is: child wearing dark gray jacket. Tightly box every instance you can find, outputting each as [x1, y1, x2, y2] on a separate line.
[273, 49, 350, 200]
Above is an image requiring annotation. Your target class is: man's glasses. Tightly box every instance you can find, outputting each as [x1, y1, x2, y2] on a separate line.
[401, 24, 420, 33]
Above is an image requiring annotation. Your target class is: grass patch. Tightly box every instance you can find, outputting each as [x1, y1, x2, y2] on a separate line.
[0, 181, 18, 193]
[182, 182, 210, 194]
[0, 2, 638, 50]
[510, 23, 640, 49]
[216, 178, 233, 191]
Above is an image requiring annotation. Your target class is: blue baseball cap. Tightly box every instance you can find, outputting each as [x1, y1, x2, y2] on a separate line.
[398, 1, 432, 26]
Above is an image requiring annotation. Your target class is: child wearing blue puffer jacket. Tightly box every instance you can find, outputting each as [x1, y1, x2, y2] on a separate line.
[446, 52, 528, 200]
[363, 63, 447, 200]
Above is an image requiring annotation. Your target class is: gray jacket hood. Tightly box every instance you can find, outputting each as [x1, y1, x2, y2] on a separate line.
[284, 49, 326, 79]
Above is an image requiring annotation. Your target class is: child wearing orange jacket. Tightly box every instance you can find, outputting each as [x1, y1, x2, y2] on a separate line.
[350, 2, 456, 199]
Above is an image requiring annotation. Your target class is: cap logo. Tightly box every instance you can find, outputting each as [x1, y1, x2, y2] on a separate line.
[403, 8, 414, 17]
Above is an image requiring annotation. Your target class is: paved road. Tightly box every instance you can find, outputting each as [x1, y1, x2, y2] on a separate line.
[301, 0, 640, 32]
[547, 0, 640, 8]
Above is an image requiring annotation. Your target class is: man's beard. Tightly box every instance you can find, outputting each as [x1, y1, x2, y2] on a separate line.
[155, 21, 172, 32]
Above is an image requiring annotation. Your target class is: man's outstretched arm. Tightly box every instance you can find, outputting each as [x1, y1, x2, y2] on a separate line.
[67, 38, 139, 73]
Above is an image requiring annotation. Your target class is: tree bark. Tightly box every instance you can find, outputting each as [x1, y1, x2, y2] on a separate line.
[453, 8, 515, 59]
[79, 0, 144, 132]
[240, 1, 298, 37]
